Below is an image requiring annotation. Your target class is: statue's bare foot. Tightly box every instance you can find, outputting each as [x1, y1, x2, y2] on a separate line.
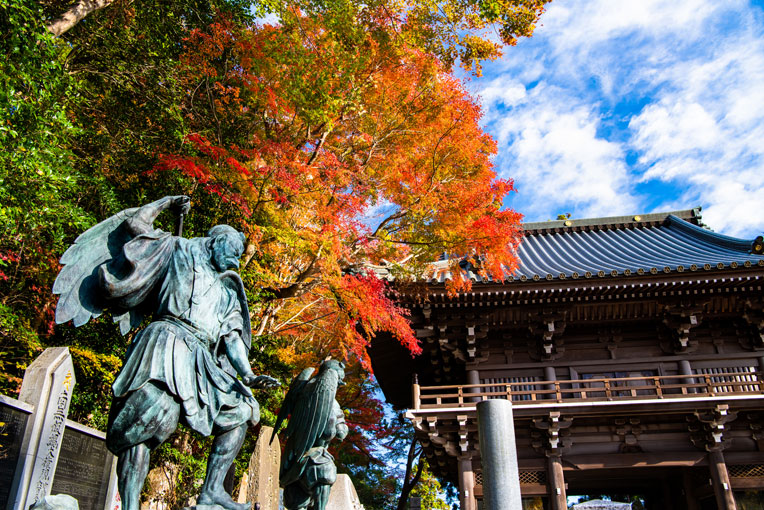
[197, 490, 250, 510]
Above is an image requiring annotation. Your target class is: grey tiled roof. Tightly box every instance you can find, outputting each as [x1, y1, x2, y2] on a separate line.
[420, 208, 764, 284]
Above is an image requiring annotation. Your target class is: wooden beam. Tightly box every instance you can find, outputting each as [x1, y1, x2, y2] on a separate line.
[563, 452, 706, 470]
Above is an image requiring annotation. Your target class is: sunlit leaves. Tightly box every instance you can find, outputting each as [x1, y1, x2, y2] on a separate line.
[149, 13, 524, 371]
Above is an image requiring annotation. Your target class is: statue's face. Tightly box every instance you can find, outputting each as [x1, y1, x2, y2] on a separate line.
[211, 233, 245, 272]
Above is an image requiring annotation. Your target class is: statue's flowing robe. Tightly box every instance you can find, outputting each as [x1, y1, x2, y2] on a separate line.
[101, 231, 257, 439]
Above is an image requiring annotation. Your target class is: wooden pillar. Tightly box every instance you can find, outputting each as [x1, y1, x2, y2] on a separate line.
[467, 369, 481, 403]
[546, 454, 566, 510]
[679, 359, 697, 393]
[661, 477, 672, 510]
[682, 468, 700, 510]
[544, 366, 557, 400]
[458, 456, 477, 510]
[708, 449, 737, 510]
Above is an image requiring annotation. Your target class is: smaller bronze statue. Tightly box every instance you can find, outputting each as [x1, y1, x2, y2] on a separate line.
[271, 360, 348, 510]
[53, 196, 279, 510]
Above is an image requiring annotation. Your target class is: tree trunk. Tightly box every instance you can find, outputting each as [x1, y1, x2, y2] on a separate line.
[46, 0, 116, 37]
[396, 437, 424, 510]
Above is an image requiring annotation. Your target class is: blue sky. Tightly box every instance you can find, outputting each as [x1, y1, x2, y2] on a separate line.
[468, 0, 764, 239]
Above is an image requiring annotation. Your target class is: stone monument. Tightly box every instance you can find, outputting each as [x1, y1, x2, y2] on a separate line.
[52, 196, 280, 510]
[1, 347, 119, 510]
[272, 361, 348, 510]
[8, 347, 76, 510]
[240, 426, 280, 510]
[326, 474, 364, 510]
[50, 421, 119, 510]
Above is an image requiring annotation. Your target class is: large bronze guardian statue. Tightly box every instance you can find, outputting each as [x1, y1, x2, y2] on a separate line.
[53, 196, 279, 510]
[271, 360, 348, 510]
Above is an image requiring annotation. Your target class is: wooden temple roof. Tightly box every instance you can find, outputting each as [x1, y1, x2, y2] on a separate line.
[420, 208, 764, 285]
[368, 208, 764, 410]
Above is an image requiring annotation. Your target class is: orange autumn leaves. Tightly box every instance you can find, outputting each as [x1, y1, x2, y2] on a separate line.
[153, 15, 523, 369]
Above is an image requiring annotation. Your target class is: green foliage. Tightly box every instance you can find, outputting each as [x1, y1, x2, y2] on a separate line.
[410, 460, 450, 510]
[0, 303, 42, 392]
[0, 0, 99, 395]
[151, 429, 213, 507]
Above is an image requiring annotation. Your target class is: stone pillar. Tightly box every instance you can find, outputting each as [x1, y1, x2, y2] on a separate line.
[708, 449, 737, 510]
[9, 347, 76, 510]
[544, 366, 557, 400]
[546, 455, 566, 510]
[457, 456, 476, 510]
[476, 399, 522, 510]
[243, 425, 281, 510]
[467, 369, 480, 403]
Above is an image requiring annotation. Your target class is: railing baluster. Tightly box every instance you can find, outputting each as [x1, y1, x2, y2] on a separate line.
[412, 370, 763, 411]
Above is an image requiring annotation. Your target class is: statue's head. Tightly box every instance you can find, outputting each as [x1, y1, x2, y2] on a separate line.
[208, 225, 246, 272]
[320, 359, 346, 385]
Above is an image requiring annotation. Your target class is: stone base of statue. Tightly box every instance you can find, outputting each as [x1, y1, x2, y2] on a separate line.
[29, 494, 79, 510]
[183, 504, 227, 510]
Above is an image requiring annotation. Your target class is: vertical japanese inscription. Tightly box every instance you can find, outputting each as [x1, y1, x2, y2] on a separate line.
[32, 382, 70, 502]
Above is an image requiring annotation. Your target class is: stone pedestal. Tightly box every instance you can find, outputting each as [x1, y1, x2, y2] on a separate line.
[476, 399, 522, 510]
[241, 426, 280, 510]
[29, 494, 80, 510]
[10, 347, 76, 510]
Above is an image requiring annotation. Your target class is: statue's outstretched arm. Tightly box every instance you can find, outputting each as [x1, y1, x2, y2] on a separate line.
[126, 195, 190, 235]
[223, 332, 280, 389]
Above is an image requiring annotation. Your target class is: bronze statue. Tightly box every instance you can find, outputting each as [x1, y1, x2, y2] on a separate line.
[53, 196, 279, 510]
[271, 360, 348, 510]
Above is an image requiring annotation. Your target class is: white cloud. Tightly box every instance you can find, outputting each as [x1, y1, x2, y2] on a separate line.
[628, 34, 764, 236]
[475, 0, 764, 237]
[489, 84, 639, 220]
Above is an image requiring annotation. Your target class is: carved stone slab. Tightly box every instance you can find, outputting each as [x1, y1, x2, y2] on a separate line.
[243, 426, 280, 510]
[52, 421, 117, 510]
[9, 347, 76, 510]
[0, 396, 33, 508]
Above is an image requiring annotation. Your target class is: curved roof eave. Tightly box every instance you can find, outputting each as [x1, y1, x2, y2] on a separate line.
[402, 210, 764, 287]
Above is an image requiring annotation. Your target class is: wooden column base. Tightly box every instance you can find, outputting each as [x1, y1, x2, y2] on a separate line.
[547, 455, 567, 510]
[458, 457, 476, 510]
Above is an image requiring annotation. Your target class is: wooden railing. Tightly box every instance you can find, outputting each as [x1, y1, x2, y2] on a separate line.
[412, 371, 764, 410]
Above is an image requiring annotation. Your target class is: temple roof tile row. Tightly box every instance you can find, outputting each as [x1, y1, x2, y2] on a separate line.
[415, 208, 764, 285]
